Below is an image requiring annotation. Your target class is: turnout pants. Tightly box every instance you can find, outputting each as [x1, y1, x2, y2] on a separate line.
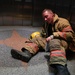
[31, 36, 70, 75]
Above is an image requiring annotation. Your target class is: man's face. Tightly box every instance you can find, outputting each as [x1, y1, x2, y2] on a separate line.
[42, 11, 54, 24]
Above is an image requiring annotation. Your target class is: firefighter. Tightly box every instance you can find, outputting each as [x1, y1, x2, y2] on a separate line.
[11, 9, 75, 75]
[40, 9, 74, 75]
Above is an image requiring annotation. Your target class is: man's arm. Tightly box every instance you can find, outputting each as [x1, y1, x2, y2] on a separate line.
[53, 25, 74, 41]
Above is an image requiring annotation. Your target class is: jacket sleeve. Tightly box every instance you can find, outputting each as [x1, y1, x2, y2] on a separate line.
[53, 21, 74, 41]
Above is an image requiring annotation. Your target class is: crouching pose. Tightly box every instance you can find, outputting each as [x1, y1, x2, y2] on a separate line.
[11, 9, 75, 75]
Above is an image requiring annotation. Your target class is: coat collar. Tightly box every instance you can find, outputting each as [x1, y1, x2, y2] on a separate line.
[53, 14, 59, 23]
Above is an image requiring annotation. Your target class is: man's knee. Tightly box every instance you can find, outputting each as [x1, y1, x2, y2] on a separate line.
[49, 39, 61, 50]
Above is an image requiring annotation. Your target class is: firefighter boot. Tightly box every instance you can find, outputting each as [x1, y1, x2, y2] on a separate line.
[11, 49, 33, 62]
